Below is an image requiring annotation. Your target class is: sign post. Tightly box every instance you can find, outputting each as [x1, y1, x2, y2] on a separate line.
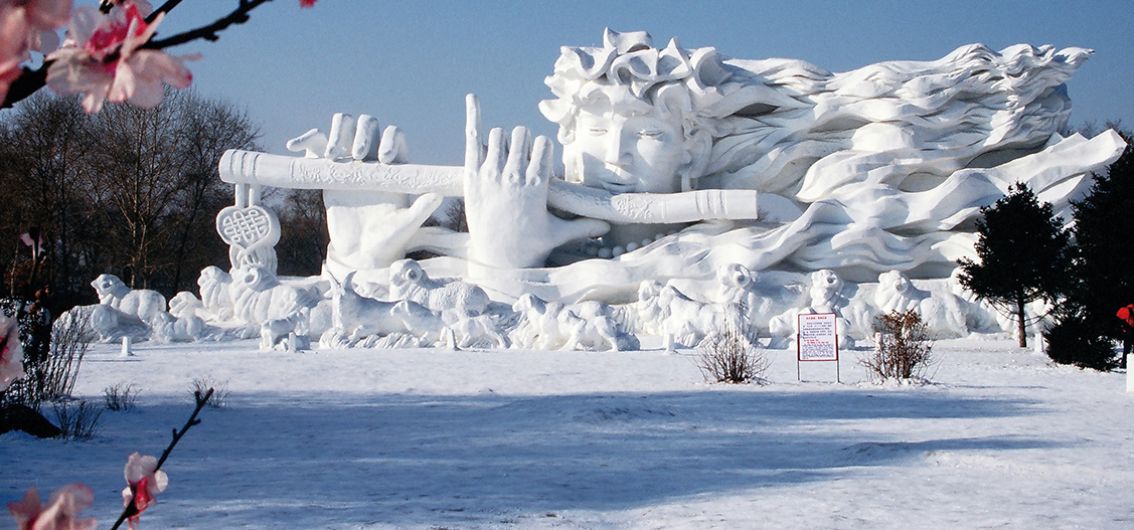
[797, 312, 839, 382]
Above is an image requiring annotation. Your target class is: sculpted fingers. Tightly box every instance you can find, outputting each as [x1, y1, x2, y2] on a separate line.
[555, 217, 610, 248]
[378, 125, 409, 164]
[352, 114, 380, 161]
[504, 126, 530, 184]
[527, 135, 553, 186]
[285, 128, 328, 158]
[324, 113, 357, 160]
[483, 127, 506, 181]
[465, 93, 483, 171]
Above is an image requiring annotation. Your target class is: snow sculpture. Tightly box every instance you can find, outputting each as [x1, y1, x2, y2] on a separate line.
[767, 269, 855, 348]
[150, 311, 206, 343]
[196, 266, 234, 322]
[216, 184, 280, 274]
[82, 304, 150, 343]
[227, 266, 320, 349]
[209, 29, 1127, 344]
[90, 274, 167, 325]
[636, 280, 736, 351]
[229, 266, 318, 325]
[168, 291, 205, 321]
[388, 259, 490, 318]
[326, 272, 445, 345]
[62, 274, 168, 343]
[511, 294, 631, 351]
[872, 270, 969, 339]
[447, 313, 509, 350]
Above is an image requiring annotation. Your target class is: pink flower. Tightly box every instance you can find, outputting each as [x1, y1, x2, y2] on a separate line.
[299, 0, 316, 7]
[46, 3, 195, 113]
[121, 452, 167, 530]
[7, 483, 96, 530]
[0, 314, 25, 391]
[0, 0, 73, 101]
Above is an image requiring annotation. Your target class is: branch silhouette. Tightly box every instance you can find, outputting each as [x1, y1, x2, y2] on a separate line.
[109, 387, 214, 530]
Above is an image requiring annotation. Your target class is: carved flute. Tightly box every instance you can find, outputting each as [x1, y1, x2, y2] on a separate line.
[218, 149, 758, 225]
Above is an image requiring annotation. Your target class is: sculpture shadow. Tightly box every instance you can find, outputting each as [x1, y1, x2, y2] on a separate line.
[4, 389, 1054, 527]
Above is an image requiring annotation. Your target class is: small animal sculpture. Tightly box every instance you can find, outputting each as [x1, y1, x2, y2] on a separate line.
[511, 294, 625, 351]
[196, 266, 234, 321]
[809, 269, 850, 315]
[260, 310, 310, 351]
[328, 271, 444, 342]
[767, 269, 857, 348]
[874, 270, 969, 339]
[389, 259, 490, 318]
[58, 304, 149, 343]
[151, 311, 206, 343]
[168, 291, 206, 320]
[229, 266, 321, 326]
[656, 284, 731, 351]
[445, 313, 509, 350]
[511, 293, 568, 350]
[90, 274, 167, 324]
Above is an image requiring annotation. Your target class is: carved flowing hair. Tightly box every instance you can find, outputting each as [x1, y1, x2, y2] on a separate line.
[540, 29, 1089, 201]
[538, 29, 735, 191]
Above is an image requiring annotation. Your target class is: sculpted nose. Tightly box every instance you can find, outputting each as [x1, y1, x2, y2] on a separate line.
[603, 127, 632, 165]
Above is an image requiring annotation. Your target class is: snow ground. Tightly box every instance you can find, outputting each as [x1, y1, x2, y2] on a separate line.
[3, 338, 1133, 529]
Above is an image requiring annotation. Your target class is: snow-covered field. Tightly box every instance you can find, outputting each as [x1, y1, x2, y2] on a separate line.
[4, 338, 1133, 529]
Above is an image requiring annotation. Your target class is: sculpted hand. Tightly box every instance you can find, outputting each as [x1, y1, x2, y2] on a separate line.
[463, 94, 609, 269]
[286, 112, 409, 163]
[288, 113, 440, 270]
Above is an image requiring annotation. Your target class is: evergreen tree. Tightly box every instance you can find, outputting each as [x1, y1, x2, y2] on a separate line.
[1069, 130, 1134, 339]
[958, 183, 1072, 348]
[1042, 128, 1133, 370]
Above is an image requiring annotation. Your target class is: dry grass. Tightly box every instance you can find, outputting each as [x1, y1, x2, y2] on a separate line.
[862, 309, 935, 381]
[695, 321, 770, 384]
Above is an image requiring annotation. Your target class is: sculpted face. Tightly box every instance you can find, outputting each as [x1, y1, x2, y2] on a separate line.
[566, 99, 687, 194]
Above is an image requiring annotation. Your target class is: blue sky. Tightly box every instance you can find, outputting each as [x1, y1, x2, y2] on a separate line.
[156, 0, 1133, 164]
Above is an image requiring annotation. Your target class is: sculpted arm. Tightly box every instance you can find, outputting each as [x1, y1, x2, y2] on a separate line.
[286, 113, 442, 271]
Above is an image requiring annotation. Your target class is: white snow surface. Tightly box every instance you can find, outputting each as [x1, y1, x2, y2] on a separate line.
[3, 338, 1133, 529]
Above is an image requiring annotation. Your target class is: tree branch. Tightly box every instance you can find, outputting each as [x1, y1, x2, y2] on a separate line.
[145, 0, 273, 49]
[146, 0, 188, 24]
[109, 387, 214, 530]
[1, 65, 49, 110]
[2, 0, 275, 110]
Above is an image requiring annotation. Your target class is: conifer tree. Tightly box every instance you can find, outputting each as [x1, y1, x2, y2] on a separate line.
[1042, 128, 1133, 370]
[1069, 130, 1134, 338]
[958, 183, 1072, 348]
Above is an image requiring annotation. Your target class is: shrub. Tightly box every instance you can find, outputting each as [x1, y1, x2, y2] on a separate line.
[862, 310, 934, 381]
[52, 400, 102, 441]
[190, 377, 228, 409]
[695, 321, 769, 384]
[1043, 315, 1118, 371]
[104, 383, 140, 411]
[1, 307, 93, 408]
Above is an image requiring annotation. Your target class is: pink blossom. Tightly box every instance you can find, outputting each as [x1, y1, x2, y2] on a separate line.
[0, 314, 25, 391]
[0, 0, 72, 101]
[46, 4, 195, 113]
[299, 0, 317, 7]
[121, 452, 167, 530]
[7, 483, 96, 530]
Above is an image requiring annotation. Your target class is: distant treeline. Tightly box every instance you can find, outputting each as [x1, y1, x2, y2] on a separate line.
[0, 91, 328, 316]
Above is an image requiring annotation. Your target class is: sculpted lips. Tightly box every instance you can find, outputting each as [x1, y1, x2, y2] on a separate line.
[593, 164, 638, 193]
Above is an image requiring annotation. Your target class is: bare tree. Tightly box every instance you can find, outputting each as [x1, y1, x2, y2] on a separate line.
[0, 93, 94, 306]
[275, 189, 329, 277]
[164, 92, 259, 292]
[0, 90, 258, 307]
[85, 89, 258, 292]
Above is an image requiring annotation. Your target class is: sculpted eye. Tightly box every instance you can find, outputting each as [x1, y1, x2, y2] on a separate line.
[588, 127, 608, 136]
[637, 129, 663, 139]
